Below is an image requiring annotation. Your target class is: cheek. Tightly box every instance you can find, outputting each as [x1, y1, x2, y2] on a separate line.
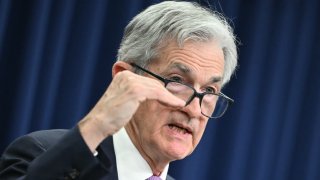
[135, 101, 170, 130]
[143, 100, 172, 118]
[192, 120, 208, 146]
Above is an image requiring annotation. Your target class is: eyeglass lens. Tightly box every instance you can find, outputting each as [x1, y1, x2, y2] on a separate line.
[166, 81, 227, 118]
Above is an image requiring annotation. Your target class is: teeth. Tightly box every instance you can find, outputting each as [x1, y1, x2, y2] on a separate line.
[169, 124, 188, 134]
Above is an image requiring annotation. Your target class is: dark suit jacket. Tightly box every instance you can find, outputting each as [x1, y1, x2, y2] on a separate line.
[0, 127, 175, 180]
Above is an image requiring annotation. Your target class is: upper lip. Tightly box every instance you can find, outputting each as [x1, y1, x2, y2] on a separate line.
[169, 122, 193, 134]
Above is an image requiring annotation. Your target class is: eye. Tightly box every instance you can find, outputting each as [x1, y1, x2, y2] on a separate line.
[169, 75, 183, 82]
[204, 86, 217, 93]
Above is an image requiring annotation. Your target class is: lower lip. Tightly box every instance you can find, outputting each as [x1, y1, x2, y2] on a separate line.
[165, 125, 192, 140]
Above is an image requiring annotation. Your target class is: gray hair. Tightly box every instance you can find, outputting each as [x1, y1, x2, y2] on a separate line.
[117, 1, 238, 85]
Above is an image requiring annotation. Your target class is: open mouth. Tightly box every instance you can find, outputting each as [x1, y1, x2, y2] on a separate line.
[168, 124, 192, 134]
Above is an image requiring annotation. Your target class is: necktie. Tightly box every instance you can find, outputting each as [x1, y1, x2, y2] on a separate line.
[147, 175, 162, 180]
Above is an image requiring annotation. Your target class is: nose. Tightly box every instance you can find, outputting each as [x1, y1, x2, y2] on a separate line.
[182, 96, 202, 119]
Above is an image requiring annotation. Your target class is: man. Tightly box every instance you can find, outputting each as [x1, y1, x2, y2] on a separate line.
[0, 1, 237, 179]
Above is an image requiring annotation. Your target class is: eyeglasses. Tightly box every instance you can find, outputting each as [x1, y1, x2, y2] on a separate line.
[131, 63, 234, 119]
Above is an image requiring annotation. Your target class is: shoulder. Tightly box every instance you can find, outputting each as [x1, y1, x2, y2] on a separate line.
[2, 129, 70, 154]
[0, 129, 70, 179]
[0, 128, 115, 179]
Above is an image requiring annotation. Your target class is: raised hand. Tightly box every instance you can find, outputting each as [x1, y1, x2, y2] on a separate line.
[78, 62, 185, 152]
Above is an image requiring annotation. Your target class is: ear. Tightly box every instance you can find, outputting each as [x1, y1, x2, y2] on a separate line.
[112, 61, 132, 77]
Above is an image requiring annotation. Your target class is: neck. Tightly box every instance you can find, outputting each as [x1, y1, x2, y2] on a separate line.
[125, 124, 170, 175]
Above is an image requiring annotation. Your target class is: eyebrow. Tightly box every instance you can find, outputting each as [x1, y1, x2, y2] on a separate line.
[166, 62, 222, 84]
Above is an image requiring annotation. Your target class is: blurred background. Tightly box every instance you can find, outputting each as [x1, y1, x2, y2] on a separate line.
[0, 0, 319, 179]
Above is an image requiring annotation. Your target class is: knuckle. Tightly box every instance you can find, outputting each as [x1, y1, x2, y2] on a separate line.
[116, 71, 129, 79]
[114, 71, 135, 83]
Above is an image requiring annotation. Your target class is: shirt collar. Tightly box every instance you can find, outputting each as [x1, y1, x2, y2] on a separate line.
[113, 127, 169, 180]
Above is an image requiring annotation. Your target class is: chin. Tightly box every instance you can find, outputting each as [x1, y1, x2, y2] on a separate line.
[164, 145, 192, 160]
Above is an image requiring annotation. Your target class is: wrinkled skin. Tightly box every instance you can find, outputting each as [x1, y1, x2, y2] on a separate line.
[78, 40, 224, 175]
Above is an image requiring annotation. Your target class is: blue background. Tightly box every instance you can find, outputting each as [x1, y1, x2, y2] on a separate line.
[0, 0, 319, 179]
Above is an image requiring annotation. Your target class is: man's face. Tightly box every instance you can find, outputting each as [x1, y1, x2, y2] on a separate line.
[126, 40, 224, 163]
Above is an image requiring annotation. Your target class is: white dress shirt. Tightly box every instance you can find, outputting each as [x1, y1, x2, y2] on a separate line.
[113, 128, 169, 180]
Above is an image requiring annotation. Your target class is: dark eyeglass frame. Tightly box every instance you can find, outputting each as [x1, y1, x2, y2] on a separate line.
[130, 63, 234, 118]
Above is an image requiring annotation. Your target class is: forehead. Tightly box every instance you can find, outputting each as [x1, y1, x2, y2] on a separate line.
[151, 40, 224, 81]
